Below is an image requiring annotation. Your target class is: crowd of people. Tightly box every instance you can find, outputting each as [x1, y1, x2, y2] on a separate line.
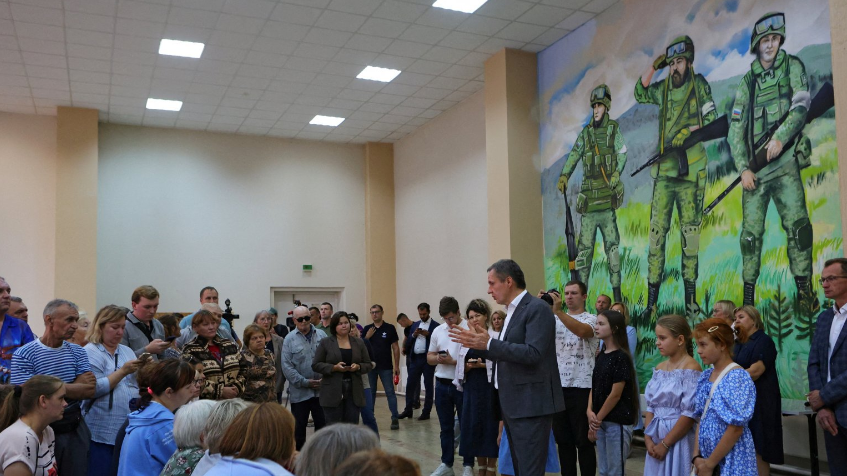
[0, 256, 844, 476]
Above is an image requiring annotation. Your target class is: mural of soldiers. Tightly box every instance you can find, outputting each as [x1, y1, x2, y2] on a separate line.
[557, 85, 627, 303]
[634, 35, 717, 319]
[728, 12, 813, 306]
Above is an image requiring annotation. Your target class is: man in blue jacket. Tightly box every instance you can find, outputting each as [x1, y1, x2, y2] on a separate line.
[809, 257, 847, 474]
[0, 276, 35, 382]
[398, 303, 439, 420]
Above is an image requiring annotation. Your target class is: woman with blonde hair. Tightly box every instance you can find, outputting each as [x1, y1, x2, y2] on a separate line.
[711, 300, 736, 325]
[0, 375, 66, 476]
[239, 325, 276, 403]
[206, 403, 297, 476]
[84, 305, 142, 476]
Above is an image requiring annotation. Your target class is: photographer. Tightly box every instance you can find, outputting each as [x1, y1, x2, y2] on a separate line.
[539, 281, 599, 476]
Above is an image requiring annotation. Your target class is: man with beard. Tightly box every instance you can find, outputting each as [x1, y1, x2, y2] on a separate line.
[635, 35, 717, 320]
[557, 84, 627, 303]
[727, 12, 813, 306]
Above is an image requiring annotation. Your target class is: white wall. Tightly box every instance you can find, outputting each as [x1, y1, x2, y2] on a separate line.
[394, 91, 488, 319]
[97, 124, 367, 338]
[0, 111, 57, 336]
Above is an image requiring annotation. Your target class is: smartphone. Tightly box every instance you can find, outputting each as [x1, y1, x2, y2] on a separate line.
[164, 336, 178, 342]
[438, 350, 448, 356]
[467, 358, 479, 364]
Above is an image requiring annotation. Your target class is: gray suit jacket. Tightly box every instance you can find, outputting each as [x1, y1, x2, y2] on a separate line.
[122, 311, 165, 359]
[481, 292, 565, 419]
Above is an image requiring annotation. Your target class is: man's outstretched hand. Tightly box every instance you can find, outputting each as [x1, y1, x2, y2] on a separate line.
[449, 320, 490, 350]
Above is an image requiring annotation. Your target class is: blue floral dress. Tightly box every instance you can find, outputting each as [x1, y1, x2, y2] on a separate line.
[693, 368, 757, 476]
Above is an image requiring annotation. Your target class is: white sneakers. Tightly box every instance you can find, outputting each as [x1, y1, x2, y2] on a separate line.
[430, 463, 454, 476]
[461, 466, 474, 476]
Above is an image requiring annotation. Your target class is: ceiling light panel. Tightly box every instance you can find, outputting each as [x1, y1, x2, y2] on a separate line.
[158, 39, 205, 59]
[432, 0, 489, 14]
[356, 66, 402, 83]
[310, 115, 345, 127]
[146, 98, 183, 111]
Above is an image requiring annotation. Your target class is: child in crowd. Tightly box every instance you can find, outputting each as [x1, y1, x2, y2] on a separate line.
[0, 376, 64, 476]
[588, 310, 638, 476]
[643, 315, 702, 475]
[691, 318, 757, 475]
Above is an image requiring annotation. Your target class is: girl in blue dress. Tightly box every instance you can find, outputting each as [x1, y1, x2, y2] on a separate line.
[643, 314, 702, 475]
[692, 318, 757, 476]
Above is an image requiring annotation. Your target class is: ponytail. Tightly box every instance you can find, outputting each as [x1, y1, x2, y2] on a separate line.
[656, 315, 694, 357]
[136, 359, 194, 410]
[0, 376, 64, 432]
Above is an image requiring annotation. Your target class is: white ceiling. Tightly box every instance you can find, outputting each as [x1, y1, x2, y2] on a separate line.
[0, 0, 619, 143]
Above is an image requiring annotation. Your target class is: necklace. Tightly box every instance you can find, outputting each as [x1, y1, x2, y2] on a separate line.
[665, 356, 687, 372]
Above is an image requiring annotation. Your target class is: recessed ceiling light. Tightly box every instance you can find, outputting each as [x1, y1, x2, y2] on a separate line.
[146, 98, 183, 111]
[158, 39, 205, 59]
[432, 0, 488, 14]
[310, 115, 345, 127]
[357, 66, 402, 83]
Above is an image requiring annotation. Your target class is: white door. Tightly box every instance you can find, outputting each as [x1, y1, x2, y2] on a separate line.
[271, 288, 343, 327]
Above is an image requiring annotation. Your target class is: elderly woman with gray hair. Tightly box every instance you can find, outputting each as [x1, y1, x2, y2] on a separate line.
[160, 400, 216, 476]
[253, 310, 286, 401]
[191, 399, 252, 476]
[295, 424, 379, 476]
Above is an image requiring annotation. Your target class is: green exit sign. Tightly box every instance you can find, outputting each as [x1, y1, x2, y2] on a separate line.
[303, 265, 313, 271]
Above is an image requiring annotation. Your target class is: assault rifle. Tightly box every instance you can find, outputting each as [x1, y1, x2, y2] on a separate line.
[630, 117, 730, 177]
[703, 81, 834, 215]
[562, 190, 580, 282]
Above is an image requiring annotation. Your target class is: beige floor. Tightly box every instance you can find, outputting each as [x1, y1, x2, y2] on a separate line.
[366, 395, 648, 476]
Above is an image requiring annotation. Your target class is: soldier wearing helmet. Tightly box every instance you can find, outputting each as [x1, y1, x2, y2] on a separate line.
[728, 12, 813, 309]
[634, 35, 717, 321]
[557, 83, 627, 302]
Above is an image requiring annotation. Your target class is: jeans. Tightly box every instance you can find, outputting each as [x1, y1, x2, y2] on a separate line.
[87, 441, 113, 476]
[368, 369, 399, 419]
[404, 353, 434, 415]
[361, 387, 379, 437]
[435, 379, 472, 467]
[552, 387, 596, 476]
[322, 380, 360, 425]
[824, 424, 847, 476]
[596, 421, 632, 476]
[291, 397, 326, 450]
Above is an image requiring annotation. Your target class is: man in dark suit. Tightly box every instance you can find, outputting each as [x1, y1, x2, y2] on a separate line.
[399, 303, 439, 420]
[808, 257, 847, 474]
[451, 259, 565, 476]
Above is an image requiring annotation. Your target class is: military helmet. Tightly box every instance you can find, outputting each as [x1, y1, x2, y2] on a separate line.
[750, 12, 785, 53]
[666, 35, 694, 64]
[590, 84, 611, 110]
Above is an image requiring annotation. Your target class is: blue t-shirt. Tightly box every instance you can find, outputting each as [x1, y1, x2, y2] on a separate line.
[0, 315, 35, 381]
[363, 322, 399, 371]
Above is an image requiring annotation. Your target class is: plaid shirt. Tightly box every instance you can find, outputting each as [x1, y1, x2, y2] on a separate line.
[181, 335, 244, 400]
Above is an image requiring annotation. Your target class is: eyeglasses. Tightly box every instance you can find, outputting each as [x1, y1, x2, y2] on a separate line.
[820, 276, 847, 285]
[666, 41, 688, 57]
[295, 316, 310, 323]
[755, 13, 785, 35]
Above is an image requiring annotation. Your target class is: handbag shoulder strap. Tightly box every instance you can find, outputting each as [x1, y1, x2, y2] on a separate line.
[702, 362, 740, 417]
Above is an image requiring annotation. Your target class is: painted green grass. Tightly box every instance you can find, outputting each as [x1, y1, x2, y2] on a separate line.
[545, 120, 841, 397]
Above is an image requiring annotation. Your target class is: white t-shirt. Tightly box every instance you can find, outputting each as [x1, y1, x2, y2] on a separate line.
[428, 320, 469, 379]
[829, 303, 847, 381]
[0, 419, 58, 476]
[555, 311, 599, 389]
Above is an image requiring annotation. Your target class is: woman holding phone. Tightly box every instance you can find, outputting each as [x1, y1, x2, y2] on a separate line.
[312, 311, 373, 425]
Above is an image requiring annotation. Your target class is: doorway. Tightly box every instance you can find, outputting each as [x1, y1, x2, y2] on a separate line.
[270, 287, 344, 328]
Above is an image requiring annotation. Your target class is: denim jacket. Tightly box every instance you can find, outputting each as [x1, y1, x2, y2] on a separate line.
[281, 326, 326, 403]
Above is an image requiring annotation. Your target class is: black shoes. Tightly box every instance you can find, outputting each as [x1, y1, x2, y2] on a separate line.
[397, 410, 413, 420]
[391, 418, 399, 430]
[417, 414, 430, 421]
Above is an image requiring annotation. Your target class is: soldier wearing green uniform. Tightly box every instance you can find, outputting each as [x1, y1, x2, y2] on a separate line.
[634, 35, 717, 320]
[727, 13, 813, 305]
[557, 84, 627, 303]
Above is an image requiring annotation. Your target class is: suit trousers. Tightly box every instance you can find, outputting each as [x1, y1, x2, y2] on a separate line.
[824, 424, 847, 476]
[291, 397, 326, 450]
[404, 353, 434, 415]
[322, 379, 360, 425]
[503, 412, 554, 476]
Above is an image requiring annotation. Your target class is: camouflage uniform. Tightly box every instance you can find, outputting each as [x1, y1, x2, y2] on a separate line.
[634, 36, 717, 318]
[559, 85, 627, 302]
[727, 12, 813, 305]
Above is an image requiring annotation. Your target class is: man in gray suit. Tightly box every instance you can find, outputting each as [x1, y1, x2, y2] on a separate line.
[451, 259, 565, 476]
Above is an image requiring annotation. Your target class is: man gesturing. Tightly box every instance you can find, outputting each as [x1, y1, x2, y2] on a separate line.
[450, 259, 564, 476]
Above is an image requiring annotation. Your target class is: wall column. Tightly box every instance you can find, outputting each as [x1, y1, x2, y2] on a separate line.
[364, 142, 397, 324]
[484, 48, 545, 290]
[55, 107, 98, 314]
[831, 0, 847, 246]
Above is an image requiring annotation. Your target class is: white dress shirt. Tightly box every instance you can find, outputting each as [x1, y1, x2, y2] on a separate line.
[828, 302, 847, 382]
[490, 290, 528, 389]
[413, 318, 431, 354]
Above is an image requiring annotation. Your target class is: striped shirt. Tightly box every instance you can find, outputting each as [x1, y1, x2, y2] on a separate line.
[11, 339, 91, 385]
[83, 343, 139, 445]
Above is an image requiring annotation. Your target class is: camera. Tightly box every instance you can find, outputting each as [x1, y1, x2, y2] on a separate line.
[540, 288, 559, 306]
[222, 299, 240, 325]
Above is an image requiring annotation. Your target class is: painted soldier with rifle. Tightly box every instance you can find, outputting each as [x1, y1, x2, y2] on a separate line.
[557, 84, 627, 303]
[634, 35, 717, 321]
